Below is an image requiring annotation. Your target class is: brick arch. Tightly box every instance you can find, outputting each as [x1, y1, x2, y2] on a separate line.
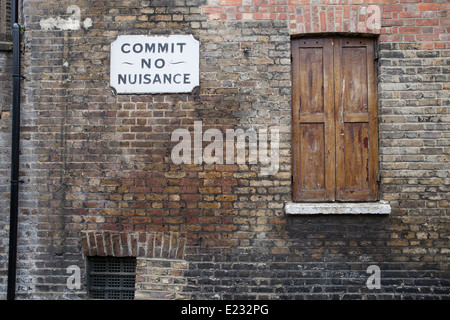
[290, 4, 381, 35]
[80, 231, 187, 260]
[202, 1, 381, 35]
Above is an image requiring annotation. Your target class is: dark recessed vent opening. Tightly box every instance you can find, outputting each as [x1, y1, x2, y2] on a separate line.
[87, 256, 137, 300]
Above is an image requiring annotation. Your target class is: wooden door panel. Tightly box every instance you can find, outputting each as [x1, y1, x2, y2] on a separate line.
[300, 123, 325, 190]
[292, 36, 378, 203]
[342, 46, 368, 115]
[335, 37, 378, 201]
[298, 47, 324, 114]
[343, 123, 369, 190]
[292, 38, 335, 202]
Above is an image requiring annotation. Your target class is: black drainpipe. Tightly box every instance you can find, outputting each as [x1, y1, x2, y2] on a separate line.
[7, 0, 21, 301]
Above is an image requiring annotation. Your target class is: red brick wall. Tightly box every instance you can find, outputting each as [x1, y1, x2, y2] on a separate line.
[203, 0, 449, 49]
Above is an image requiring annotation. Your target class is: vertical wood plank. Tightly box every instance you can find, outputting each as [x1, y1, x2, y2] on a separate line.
[292, 38, 335, 202]
[335, 37, 378, 201]
[291, 39, 301, 201]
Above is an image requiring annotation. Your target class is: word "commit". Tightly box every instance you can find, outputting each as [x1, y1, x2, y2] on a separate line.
[120, 42, 187, 54]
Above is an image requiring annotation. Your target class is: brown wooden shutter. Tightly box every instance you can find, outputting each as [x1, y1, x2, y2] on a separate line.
[334, 38, 379, 201]
[292, 36, 379, 202]
[292, 38, 335, 202]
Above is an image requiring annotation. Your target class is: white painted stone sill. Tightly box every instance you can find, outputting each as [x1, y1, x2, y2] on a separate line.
[285, 201, 391, 215]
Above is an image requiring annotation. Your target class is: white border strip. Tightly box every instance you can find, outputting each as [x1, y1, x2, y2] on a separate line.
[285, 201, 391, 215]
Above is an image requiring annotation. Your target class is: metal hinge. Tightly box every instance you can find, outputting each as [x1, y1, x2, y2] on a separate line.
[376, 172, 381, 183]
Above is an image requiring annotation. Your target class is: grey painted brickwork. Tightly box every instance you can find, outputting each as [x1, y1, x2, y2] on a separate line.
[0, 0, 448, 299]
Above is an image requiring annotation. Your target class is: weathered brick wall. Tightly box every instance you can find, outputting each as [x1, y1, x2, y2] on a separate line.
[135, 258, 190, 300]
[0, 0, 448, 299]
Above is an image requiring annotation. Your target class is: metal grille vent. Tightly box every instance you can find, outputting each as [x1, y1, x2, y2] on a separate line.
[87, 257, 136, 300]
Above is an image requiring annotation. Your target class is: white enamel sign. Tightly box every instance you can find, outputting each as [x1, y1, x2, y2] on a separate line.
[110, 35, 199, 94]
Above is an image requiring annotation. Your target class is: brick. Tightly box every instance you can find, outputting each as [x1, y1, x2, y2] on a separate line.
[399, 27, 421, 34]
[417, 3, 440, 11]
[220, 0, 242, 5]
[383, 5, 404, 12]
[416, 19, 439, 26]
